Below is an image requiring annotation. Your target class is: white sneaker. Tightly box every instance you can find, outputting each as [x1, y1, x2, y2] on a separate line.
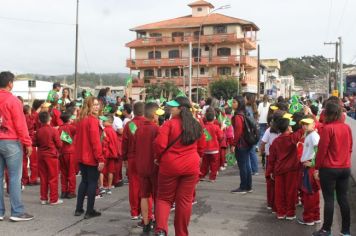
[40, 200, 48, 205]
[131, 216, 139, 220]
[314, 220, 321, 224]
[220, 167, 226, 171]
[50, 199, 63, 205]
[0, 215, 4, 221]
[286, 216, 296, 220]
[277, 216, 286, 220]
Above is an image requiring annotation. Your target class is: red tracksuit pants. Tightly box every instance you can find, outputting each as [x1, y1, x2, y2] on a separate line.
[200, 153, 219, 180]
[274, 170, 299, 217]
[29, 147, 38, 184]
[38, 156, 59, 203]
[155, 173, 199, 236]
[60, 153, 77, 194]
[302, 191, 320, 222]
[114, 159, 123, 184]
[266, 175, 275, 210]
[220, 148, 226, 167]
[128, 159, 141, 217]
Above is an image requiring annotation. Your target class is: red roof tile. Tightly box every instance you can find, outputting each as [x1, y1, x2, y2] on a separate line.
[188, 0, 214, 8]
[131, 13, 259, 31]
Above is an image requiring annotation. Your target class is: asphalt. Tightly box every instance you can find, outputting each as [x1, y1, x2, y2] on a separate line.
[0, 165, 355, 236]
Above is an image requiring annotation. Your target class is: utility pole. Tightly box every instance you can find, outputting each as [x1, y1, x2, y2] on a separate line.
[339, 37, 343, 97]
[189, 42, 192, 101]
[257, 44, 260, 97]
[326, 58, 334, 96]
[324, 41, 339, 92]
[74, 0, 79, 99]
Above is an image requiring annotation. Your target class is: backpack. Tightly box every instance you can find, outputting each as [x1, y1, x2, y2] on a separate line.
[241, 114, 259, 146]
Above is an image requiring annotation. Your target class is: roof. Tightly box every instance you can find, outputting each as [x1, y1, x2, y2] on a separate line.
[131, 13, 259, 31]
[188, 0, 214, 8]
[261, 59, 281, 70]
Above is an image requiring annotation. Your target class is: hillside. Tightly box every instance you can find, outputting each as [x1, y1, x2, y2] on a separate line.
[16, 72, 131, 88]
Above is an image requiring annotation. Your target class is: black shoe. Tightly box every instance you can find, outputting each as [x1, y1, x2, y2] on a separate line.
[312, 229, 332, 236]
[74, 209, 84, 216]
[67, 193, 77, 199]
[155, 230, 166, 236]
[60, 192, 68, 199]
[114, 181, 124, 188]
[84, 209, 101, 219]
[230, 188, 247, 194]
[9, 213, 34, 222]
[143, 221, 154, 233]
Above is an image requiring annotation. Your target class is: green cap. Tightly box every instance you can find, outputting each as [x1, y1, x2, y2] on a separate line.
[166, 100, 180, 107]
[289, 120, 296, 126]
[70, 115, 76, 120]
[57, 99, 63, 105]
[75, 102, 82, 107]
[99, 116, 109, 121]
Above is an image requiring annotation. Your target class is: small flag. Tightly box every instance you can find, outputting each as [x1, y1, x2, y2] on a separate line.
[227, 99, 233, 108]
[103, 105, 112, 114]
[203, 128, 212, 141]
[224, 117, 232, 127]
[60, 131, 73, 144]
[84, 91, 92, 98]
[160, 95, 166, 103]
[176, 90, 186, 98]
[218, 113, 224, 124]
[126, 76, 133, 86]
[226, 153, 236, 166]
[70, 115, 76, 120]
[129, 122, 137, 135]
[99, 116, 109, 121]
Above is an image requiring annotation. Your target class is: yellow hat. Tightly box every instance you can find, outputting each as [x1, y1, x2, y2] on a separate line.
[155, 108, 165, 116]
[283, 113, 293, 119]
[270, 105, 278, 111]
[116, 110, 122, 116]
[300, 118, 314, 124]
[42, 102, 52, 108]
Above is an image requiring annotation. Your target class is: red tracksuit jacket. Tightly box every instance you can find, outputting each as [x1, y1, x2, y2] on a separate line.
[232, 114, 248, 148]
[25, 114, 35, 142]
[35, 124, 62, 158]
[134, 119, 159, 177]
[58, 123, 76, 154]
[50, 108, 63, 127]
[75, 115, 104, 166]
[122, 116, 146, 161]
[204, 121, 223, 153]
[103, 126, 120, 159]
[154, 117, 205, 176]
[267, 129, 304, 176]
[316, 120, 352, 169]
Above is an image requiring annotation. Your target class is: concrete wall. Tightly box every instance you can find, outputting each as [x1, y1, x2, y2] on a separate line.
[346, 117, 356, 179]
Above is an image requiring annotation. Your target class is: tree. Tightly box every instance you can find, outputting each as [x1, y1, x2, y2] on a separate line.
[209, 77, 239, 99]
[145, 82, 180, 100]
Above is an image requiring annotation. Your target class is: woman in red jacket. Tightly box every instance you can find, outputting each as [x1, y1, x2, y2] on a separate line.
[313, 102, 352, 236]
[74, 97, 105, 220]
[154, 96, 205, 236]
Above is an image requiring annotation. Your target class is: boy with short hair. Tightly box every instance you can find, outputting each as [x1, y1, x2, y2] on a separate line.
[134, 102, 161, 233]
[35, 112, 63, 205]
[200, 107, 224, 182]
[58, 111, 77, 199]
[267, 115, 304, 220]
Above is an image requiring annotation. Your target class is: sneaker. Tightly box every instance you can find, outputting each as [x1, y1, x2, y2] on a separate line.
[312, 229, 332, 236]
[220, 167, 226, 171]
[60, 192, 68, 199]
[40, 200, 48, 205]
[74, 209, 84, 216]
[271, 211, 276, 214]
[252, 173, 260, 176]
[67, 193, 77, 199]
[137, 220, 144, 228]
[277, 215, 286, 220]
[247, 189, 254, 193]
[170, 203, 176, 212]
[209, 179, 216, 183]
[314, 220, 322, 224]
[9, 213, 34, 222]
[230, 188, 247, 194]
[224, 163, 228, 167]
[142, 221, 154, 233]
[95, 194, 103, 200]
[84, 209, 101, 219]
[0, 215, 4, 221]
[155, 230, 166, 236]
[99, 188, 106, 195]
[192, 200, 198, 206]
[21, 185, 25, 191]
[340, 233, 351, 236]
[266, 206, 272, 210]
[297, 218, 315, 226]
[286, 215, 296, 220]
[50, 199, 64, 205]
[131, 216, 140, 220]
[106, 189, 112, 195]
[114, 181, 124, 188]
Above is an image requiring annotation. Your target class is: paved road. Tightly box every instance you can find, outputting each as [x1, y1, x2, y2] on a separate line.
[1, 166, 355, 236]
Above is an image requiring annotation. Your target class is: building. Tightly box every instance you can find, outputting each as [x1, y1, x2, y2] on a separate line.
[126, 0, 259, 100]
[279, 75, 294, 98]
[260, 59, 280, 98]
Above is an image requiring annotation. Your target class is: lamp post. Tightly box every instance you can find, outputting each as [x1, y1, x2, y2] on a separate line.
[195, 4, 231, 103]
[74, 0, 79, 99]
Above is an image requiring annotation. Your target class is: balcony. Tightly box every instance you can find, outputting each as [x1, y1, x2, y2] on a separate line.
[126, 55, 257, 69]
[126, 34, 257, 50]
[132, 77, 211, 87]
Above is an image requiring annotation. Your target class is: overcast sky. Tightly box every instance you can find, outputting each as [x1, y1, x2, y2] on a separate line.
[0, 0, 356, 75]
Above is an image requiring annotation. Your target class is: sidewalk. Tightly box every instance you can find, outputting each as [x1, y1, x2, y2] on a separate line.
[0, 166, 354, 236]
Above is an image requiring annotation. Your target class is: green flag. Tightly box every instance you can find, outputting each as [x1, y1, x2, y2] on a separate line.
[226, 153, 236, 166]
[47, 90, 57, 102]
[129, 122, 137, 135]
[126, 76, 133, 86]
[60, 131, 73, 144]
[227, 99, 233, 108]
[103, 105, 112, 114]
[224, 117, 232, 127]
[218, 113, 224, 124]
[176, 90, 186, 98]
[84, 91, 92, 98]
[160, 95, 166, 103]
[203, 128, 212, 141]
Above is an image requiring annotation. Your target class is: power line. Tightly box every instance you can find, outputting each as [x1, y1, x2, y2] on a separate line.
[325, 0, 333, 41]
[335, 0, 349, 35]
[0, 15, 74, 26]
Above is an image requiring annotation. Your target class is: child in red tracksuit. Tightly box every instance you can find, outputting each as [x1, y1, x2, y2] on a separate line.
[200, 107, 223, 182]
[35, 111, 63, 205]
[297, 118, 321, 226]
[134, 102, 161, 234]
[22, 105, 34, 186]
[267, 116, 304, 220]
[58, 112, 77, 199]
[101, 115, 120, 195]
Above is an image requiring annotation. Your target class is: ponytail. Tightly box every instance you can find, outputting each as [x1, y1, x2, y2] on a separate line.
[180, 106, 202, 145]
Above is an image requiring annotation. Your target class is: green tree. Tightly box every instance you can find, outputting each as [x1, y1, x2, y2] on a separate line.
[209, 77, 239, 99]
[145, 82, 180, 100]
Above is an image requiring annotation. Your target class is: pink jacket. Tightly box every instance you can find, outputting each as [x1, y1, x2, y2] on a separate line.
[0, 90, 32, 146]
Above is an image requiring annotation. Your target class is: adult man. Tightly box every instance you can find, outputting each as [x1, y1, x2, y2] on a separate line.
[0, 71, 34, 222]
[47, 82, 61, 102]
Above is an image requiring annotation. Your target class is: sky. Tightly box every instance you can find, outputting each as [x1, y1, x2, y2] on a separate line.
[0, 0, 356, 75]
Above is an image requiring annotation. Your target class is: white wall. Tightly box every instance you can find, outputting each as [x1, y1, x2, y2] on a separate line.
[345, 117, 356, 180]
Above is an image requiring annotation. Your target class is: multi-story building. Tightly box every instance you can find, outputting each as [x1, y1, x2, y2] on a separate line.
[261, 59, 280, 98]
[126, 0, 259, 100]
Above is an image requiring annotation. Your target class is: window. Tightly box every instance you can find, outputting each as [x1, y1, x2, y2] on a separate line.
[157, 69, 162, 77]
[172, 32, 184, 38]
[144, 69, 154, 77]
[171, 68, 180, 77]
[169, 49, 180, 59]
[217, 67, 231, 76]
[213, 25, 227, 34]
[137, 32, 146, 39]
[197, 7, 202, 12]
[205, 46, 210, 51]
[165, 69, 170, 77]
[217, 47, 231, 56]
[149, 33, 162, 38]
[148, 51, 161, 59]
[192, 48, 201, 58]
[200, 67, 205, 75]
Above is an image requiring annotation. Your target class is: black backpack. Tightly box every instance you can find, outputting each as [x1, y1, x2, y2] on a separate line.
[242, 114, 259, 146]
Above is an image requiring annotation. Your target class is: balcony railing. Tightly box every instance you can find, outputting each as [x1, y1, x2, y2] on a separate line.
[132, 77, 211, 87]
[127, 55, 257, 68]
[126, 34, 257, 49]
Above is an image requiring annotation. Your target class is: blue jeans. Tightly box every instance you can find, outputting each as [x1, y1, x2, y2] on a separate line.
[258, 123, 268, 146]
[249, 146, 259, 174]
[236, 147, 252, 190]
[0, 140, 25, 217]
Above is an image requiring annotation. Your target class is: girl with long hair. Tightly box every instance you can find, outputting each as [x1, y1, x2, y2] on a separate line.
[60, 88, 71, 111]
[154, 96, 204, 236]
